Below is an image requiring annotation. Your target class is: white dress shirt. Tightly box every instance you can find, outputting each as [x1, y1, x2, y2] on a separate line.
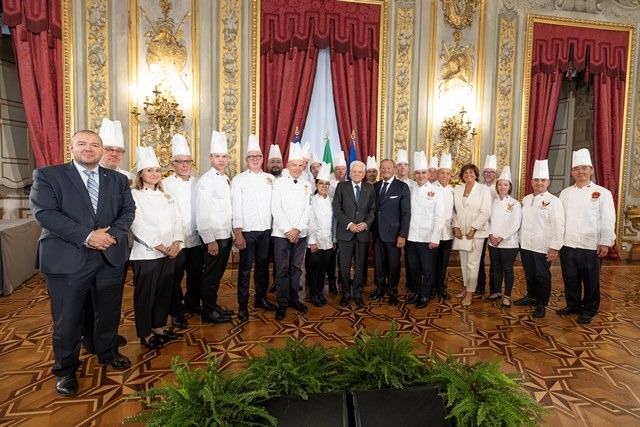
[307, 193, 336, 250]
[271, 175, 312, 238]
[520, 191, 564, 254]
[488, 195, 522, 249]
[435, 181, 454, 240]
[407, 182, 445, 244]
[231, 170, 274, 232]
[195, 168, 232, 243]
[559, 183, 616, 249]
[162, 174, 200, 248]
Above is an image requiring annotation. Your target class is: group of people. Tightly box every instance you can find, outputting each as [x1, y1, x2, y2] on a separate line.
[29, 117, 616, 397]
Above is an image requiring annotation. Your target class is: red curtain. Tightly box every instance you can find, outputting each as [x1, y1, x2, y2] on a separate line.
[260, 0, 380, 163]
[2, 0, 64, 167]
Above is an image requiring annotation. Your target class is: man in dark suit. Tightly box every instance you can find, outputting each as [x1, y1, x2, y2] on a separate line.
[30, 130, 135, 397]
[370, 159, 411, 305]
[332, 160, 376, 307]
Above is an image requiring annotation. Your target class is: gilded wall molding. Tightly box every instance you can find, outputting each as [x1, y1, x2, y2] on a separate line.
[219, 0, 242, 178]
[86, 0, 109, 131]
[492, 11, 517, 170]
[391, 0, 415, 160]
[630, 64, 640, 197]
[63, 0, 74, 160]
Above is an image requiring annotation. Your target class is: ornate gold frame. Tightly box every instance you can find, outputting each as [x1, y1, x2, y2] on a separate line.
[519, 15, 636, 247]
[250, 0, 388, 165]
[62, 0, 74, 161]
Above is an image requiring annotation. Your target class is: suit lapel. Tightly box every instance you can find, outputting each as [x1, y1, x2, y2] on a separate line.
[96, 166, 110, 214]
[65, 162, 95, 216]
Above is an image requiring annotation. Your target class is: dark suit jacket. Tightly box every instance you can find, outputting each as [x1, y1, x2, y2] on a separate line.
[373, 179, 411, 242]
[30, 162, 135, 275]
[332, 180, 376, 243]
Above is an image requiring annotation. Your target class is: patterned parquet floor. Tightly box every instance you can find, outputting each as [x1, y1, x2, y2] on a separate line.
[0, 262, 639, 426]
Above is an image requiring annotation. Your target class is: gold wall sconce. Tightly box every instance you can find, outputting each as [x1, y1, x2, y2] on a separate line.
[434, 106, 477, 183]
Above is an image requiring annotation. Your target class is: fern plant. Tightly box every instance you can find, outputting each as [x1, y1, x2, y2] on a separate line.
[125, 351, 276, 427]
[333, 323, 429, 391]
[424, 354, 547, 427]
[244, 337, 341, 399]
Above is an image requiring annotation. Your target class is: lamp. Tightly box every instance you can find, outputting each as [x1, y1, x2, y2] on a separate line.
[433, 106, 477, 183]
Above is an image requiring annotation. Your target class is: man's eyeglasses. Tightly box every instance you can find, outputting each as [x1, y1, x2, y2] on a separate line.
[173, 159, 193, 164]
[104, 147, 125, 154]
[247, 155, 263, 160]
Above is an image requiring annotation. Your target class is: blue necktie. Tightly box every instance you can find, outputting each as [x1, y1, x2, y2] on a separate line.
[84, 170, 99, 213]
[355, 184, 361, 204]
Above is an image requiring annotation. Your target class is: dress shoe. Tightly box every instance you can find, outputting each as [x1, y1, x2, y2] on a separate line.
[117, 335, 127, 347]
[319, 295, 328, 305]
[556, 306, 580, 316]
[140, 335, 163, 350]
[172, 315, 188, 329]
[55, 374, 78, 397]
[577, 313, 592, 324]
[254, 297, 277, 311]
[438, 290, 451, 300]
[237, 307, 249, 322]
[415, 296, 428, 309]
[388, 295, 398, 306]
[369, 289, 385, 301]
[98, 351, 131, 370]
[311, 296, 323, 307]
[290, 300, 308, 313]
[275, 305, 287, 320]
[214, 304, 235, 316]
[202, 311, 233, 324]
[533, 305, 546, 318]
[406, 294, 420, 304]
[354, 297, 365, 308]
[153, 329, 180, 340]
[513, 296, 537, 306]
[328, 283, 338, 294]
[340, 297, 350, 307]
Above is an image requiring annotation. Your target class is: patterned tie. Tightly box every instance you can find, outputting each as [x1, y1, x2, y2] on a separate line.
[355, 184, 361, 204]
[84, 170, 99, 213]
[381, 181, 389, 196]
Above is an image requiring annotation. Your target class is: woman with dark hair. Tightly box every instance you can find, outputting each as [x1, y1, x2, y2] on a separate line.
[452, 163, 492, 307]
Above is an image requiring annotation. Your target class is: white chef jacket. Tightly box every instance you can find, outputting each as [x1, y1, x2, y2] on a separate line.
[307, 193, 336, 250]
[435, 181, 454, 240]
[162, 174, 200, 248]
[195, 168, 232, 243]
[407, 182, 445, 244]
[519, 191, 564, 254]
[559, 182, 616, 250]
[231, 170, 274, 232]
[271, 175, 312, 238]
[130, 188, 184, 260]
[488, 195, 522, 249]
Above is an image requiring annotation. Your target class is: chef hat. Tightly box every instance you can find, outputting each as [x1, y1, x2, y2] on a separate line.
[136, 146, 160, 172]
[498, 166, 512, 183]
[172, 133, 191, 157]
[439, 153, 452, 170]
[414, 151, 428, 171]
[572, 148, 593, 168]
[483, 154, 497, 171]
[268, 144, 282, 160]
[366, 156, 378, 170]
[247, 134, 261, 153]
[99, 118, 125, 148]
[532, 159, 549, 180]
[316, 162, 331, 182]
[396, 149, 408, 165]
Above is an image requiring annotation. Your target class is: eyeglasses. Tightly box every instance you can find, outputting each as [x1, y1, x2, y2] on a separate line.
[247, 155, 263, 160]
[173, 159, 193, 164]
[104, 147, 125, 154]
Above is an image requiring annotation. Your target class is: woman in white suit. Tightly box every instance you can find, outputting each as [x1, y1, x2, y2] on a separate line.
[453, 164, 492, 307]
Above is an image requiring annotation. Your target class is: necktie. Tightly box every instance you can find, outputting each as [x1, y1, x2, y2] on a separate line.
[294, 179, 298, 184]
[381, 181, 389, 196]
[355, 185, 361, 204]
[84, 170, 99, 212]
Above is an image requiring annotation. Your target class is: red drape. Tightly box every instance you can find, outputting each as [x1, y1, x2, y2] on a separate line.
[2, 0, 64, 167]
[260, 0, 380, 164]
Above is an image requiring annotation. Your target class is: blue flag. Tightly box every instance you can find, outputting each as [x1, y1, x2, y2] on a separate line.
[347, 130, 357, 179]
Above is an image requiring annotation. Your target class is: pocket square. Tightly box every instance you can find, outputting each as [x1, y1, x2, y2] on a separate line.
[389, 195, 398, 199]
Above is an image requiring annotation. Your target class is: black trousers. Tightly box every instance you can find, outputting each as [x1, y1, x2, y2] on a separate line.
[307, 247, 333, 297]
[476, 238, 496, 293]
[404, 247, 416, 291]
[435, 239, 453, 293]
[406, 241, 437, 297]
[132, 257, 175, 339]
[373, 238, 401, 297]
[273, 236, 308, 306]
[173, 244, 204, 313]
[560, 246, 602, 316]
[201, 238, 232, 314]
[337, 239, 369, 299]
[488, 246, 518, 297]
[47, 251, 126, 376]
[520, 249, 552, 306]
[237, 230, 271, 308]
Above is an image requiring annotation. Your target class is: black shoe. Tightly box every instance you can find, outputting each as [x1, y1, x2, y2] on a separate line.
[254, 297, 277, 311]
[533, 305, 546, 318]
[140, 335, 163, 350]
[513, 296, 537, 306]
[214, 304, 234, 316]
[290, 300, 308, 313]
[438, 290, 451, 300]
[340, 297, 350, 307]
[328, 283, 338, 294]
[117, 335, 127, 347]
[388, 295, 398, 306]
[577, 313, 593, 324]
[319, 295, 328, 305]
[415, 296, 428, 309]
[202, 311, 233, 324]
[556, 306, 580, 316]
[406, 294, 419, 304]
[98, 351, 131, 370]
[237, 307, 249, 322]
[354, 297, 365, 308]
[311, 296, 323, 307]
[275, 305, 287, 320]
[369, 289, 385, 301]
[153, 330, 180, 340]
[172, 315, 188, 329]
[55, 374, 78, 397]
